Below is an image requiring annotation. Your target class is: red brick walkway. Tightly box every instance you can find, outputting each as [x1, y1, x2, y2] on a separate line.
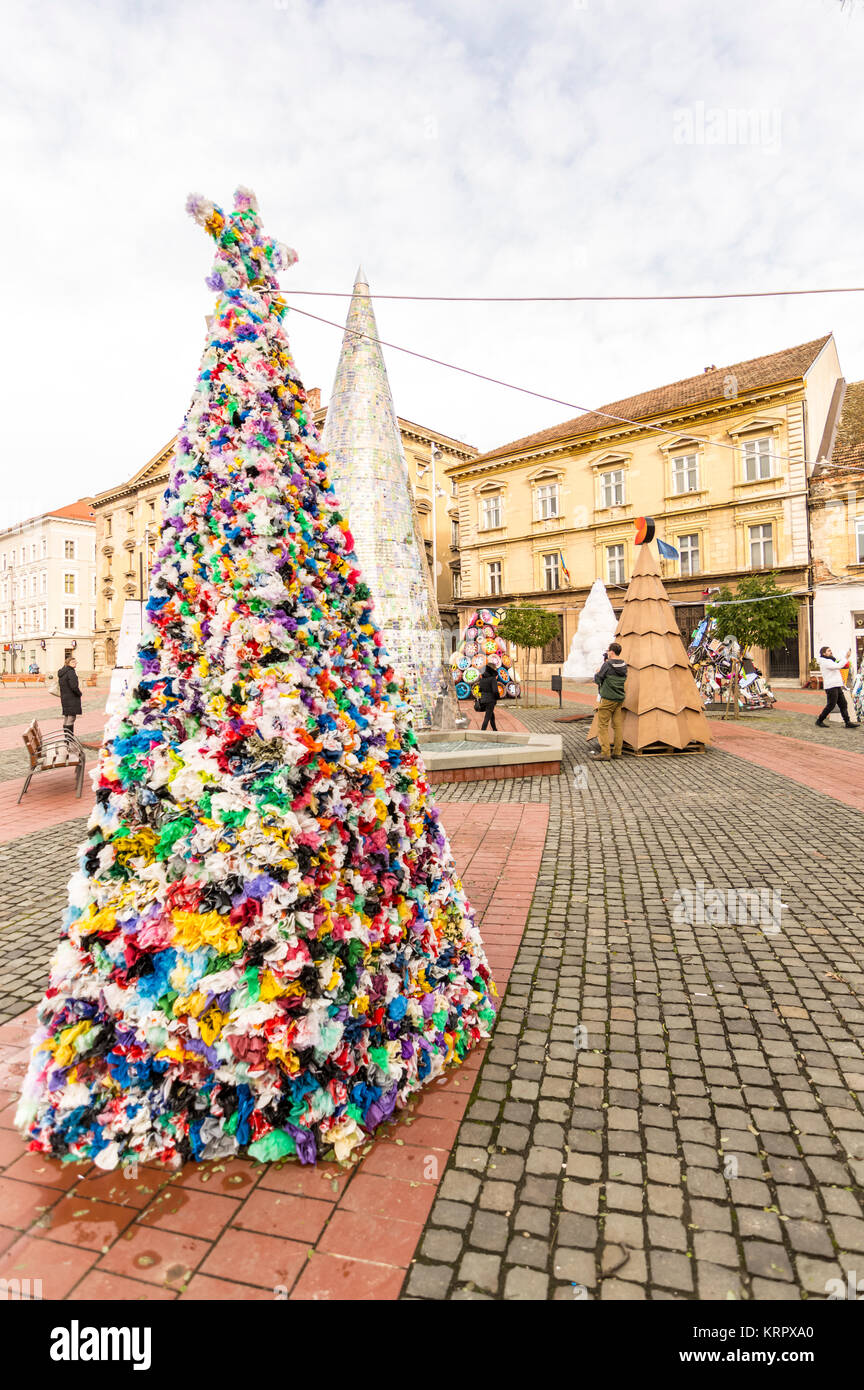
[0, 800, 548, 1300]
[708, 722, 864, 814]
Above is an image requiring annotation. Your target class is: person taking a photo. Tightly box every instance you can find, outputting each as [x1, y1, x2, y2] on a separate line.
[590, 641, 628, 760]
[816, 646, 858, 728]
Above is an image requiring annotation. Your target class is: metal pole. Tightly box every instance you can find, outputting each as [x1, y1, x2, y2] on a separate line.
[430, 443, 438, 602]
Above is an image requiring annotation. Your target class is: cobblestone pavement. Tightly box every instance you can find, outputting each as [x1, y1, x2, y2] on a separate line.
[727, 708, 864, 752]
[408, 712, 864, 1301]
[0, 692, 107, 732]
[527, 687, 864, 756]
[2, 712, 864, 1301]
[0, 819, 87, 1022]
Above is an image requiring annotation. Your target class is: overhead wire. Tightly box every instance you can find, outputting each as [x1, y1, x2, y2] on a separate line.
[286, 286, 864, 303]
[285, 300, 831, 469]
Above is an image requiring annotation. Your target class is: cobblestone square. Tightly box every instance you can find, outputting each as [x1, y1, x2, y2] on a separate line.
[1, 683, 862, 1301]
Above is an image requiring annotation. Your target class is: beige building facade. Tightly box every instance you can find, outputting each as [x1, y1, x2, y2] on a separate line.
[91, 395, 476, 672]
[810, 379, 864, 671]
[0, 500, 97, 675]
[448, 336, 843, 681]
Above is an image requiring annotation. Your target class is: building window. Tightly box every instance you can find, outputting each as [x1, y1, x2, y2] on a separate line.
[64, 608, 75, 630]
[106, 597, 113, 619]
[105, 516, 112, 538]
[451, 519, 459, 549]
[40, 571, 47, 594]
[64, 539, 75, 559]
[600, 469, 625, 508]
[856, 519, 864, 564]
[64, 573, 75, 595]
[480, 495, 503, 530]
[749, 523, 774, 568]
[543, 553, 561, 591]
[606, 543, 626, 585]
[29, 575, 36, 595]
[678, 533, 700, 575]
[30, 544, 35, 561]
[452, 570, 462, 599]
[41, 537, 47, 556]
[743, 436, 772, 481]
[41, 606, 46, 628]
[487, 561, 503, 596]
[92, 607, 97, 629]
[672, 454, 699, 494]
[534, 483, 560, 520]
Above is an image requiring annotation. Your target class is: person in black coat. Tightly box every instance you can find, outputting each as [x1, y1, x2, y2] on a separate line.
[58, 656, 82, 741]
[478, 663, 499, 731]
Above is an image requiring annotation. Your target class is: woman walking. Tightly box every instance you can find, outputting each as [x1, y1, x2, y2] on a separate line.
[58, 655, 82, 742]
[477, 663, 499, 732]
[816, 646, 858, 728]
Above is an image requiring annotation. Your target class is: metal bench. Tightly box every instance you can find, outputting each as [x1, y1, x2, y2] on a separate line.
[18, 720, 86, 802]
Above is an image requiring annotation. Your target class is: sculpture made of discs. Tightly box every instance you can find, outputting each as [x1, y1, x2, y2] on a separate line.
[450, 609, 521, 701]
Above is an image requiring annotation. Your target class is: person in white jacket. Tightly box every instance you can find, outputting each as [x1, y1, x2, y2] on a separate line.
[816, 646, 858, 728]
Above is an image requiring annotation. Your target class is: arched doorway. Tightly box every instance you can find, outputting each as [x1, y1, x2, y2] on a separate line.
[105, 637, 117, 668]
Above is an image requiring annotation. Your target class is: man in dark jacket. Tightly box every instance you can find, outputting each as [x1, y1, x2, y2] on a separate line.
[591, 641, 627, 760]
[58, 656, 82, 742]
[477, 664, 499, 731]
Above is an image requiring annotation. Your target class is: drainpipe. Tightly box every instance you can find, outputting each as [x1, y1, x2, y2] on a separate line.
[803, 399, 815, 669]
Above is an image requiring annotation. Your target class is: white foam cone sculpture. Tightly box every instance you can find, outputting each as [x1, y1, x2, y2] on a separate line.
[562, 580, 618, 679]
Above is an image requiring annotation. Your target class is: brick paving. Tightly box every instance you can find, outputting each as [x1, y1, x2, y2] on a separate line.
[0, 802, 547, 1300]
[0, 680, 863, 1300]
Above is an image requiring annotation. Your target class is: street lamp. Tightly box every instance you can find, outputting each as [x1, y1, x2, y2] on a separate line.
[430, 444, 443, 595]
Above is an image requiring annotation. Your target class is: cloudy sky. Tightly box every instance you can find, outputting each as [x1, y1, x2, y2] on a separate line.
[4, 0, 864, 526]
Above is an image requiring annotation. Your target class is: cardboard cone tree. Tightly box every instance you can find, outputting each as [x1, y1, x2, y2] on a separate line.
[16, 188, 495, 1170]
[590, 534, 711, 753]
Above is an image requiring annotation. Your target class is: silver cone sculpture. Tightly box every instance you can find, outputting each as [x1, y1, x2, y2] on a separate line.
[323, 269, 459, 729]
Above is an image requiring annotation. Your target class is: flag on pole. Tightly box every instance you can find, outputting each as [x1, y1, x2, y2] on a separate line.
[657, 538, 679, 559]
[559, 551, 572, 585]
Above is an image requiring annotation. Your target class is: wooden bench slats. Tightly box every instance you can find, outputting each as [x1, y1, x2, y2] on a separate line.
[18, 720, 86, 802]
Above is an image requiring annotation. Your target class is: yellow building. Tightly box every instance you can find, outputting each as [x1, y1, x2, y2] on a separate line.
[447, 336, 843, 681]
[810, 379, 864, 670]
[90, 392, 475, 671]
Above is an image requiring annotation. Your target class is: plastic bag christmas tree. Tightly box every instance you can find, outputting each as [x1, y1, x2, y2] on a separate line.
[562, 580, 618, 680]
[450, 609, 521, 700]
[323, 268, 459, 731]
[16, 188, 496, 1170]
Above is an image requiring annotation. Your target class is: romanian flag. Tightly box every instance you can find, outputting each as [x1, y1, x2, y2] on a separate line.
[559, 552, 572, 585]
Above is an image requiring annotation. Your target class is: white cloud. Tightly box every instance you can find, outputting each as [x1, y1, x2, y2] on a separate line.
[2, 0, 864, 525]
